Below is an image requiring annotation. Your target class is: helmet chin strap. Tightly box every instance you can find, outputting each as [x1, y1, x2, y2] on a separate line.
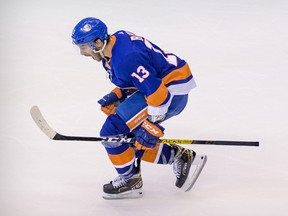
[92, 40, 107, 57]
[99, 50, 105, 59]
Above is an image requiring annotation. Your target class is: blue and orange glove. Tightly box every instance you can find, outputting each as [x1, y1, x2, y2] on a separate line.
[134, 119, 165, 150]
[98, 87, 126, 116]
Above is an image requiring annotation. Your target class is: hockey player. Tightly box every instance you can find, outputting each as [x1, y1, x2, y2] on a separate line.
[72, 17, 207, 199]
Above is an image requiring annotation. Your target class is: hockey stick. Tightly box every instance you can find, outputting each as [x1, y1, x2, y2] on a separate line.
[30, 106, 259, 147]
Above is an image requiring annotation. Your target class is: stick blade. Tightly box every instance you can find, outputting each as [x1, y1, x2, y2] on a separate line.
[30, 106, 57, 139]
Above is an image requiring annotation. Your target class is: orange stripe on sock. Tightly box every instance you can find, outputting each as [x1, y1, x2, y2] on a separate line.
[108, 147, 135, 166]
[141, 143, 160, 163]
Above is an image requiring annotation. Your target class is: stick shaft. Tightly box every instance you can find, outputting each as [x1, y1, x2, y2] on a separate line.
[55, 133, 259, 147]
[31, 106, 259, 147]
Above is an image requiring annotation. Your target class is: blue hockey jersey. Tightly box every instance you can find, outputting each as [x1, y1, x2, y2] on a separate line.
[102, 31, 196, 115]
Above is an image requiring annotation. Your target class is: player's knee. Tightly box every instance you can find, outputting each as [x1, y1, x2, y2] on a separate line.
[100, 114, 130, 137]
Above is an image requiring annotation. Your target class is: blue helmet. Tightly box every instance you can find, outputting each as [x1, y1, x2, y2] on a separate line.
[72, 17, 108, 46]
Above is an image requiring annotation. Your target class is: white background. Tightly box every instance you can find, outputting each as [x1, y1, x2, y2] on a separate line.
[1, 0, 288, 215]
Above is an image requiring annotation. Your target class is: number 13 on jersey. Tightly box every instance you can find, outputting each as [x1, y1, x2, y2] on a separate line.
[131, 66, 150, 83]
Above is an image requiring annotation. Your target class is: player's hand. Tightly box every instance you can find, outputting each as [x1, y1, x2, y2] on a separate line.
[134, 119, 165, 150]
[98, 87, 125, 106]
[98, 87, 126, 115]
[100, 104, 117, 116]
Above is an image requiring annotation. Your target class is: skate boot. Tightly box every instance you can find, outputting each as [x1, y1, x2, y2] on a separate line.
[102, 159, 143, 199]
[171, 144, 207, 192]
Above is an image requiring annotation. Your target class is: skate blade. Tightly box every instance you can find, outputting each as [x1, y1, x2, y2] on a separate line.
[102, 188, 144, 200]
[181, 154, 207, 192]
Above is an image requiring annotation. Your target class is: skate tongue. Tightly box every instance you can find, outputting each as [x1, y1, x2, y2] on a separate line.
[112, 176, 128, 188]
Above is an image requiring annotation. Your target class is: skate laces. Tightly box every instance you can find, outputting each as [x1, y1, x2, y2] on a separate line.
[173, 147, 189, 178]
[111, 175, 128, 189]
[173, 159, 182, 178]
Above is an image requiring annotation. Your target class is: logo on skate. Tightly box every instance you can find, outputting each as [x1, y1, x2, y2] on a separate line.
[182, 163, 188, 175]
[133, 180, 143, 189]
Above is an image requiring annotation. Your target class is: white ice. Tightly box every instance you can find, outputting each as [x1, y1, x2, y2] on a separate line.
[1, 0, 288, 215]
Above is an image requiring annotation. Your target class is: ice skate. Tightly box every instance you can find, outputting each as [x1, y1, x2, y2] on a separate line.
[172, 144, 207, 192]
[102, 159, 143, 200]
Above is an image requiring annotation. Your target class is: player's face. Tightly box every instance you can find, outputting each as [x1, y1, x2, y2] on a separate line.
[79, 44, 93, 56]
[78, 44, 102, 61]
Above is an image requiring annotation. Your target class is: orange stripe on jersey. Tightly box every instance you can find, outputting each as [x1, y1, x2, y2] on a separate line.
[108, 146, 135, 166]
[162, 63, 192, 85]
[145, 81, 169, 106]
[126, 107, 148, 130]
[105, 36, 117, 69]
[107, 36, 116, 55]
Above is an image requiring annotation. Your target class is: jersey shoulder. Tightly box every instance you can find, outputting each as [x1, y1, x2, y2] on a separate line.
[112, 31, 149, 70]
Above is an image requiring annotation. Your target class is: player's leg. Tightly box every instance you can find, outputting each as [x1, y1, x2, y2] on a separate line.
[107, 92, 206, 193]
[134, 94, 207, 191]
[115, 92, 182, 166]
[100, 114, 143, 199]
[163, 94, 207, 191]
[115, 93, 194, 175]
[134, 94, 190, 165]
[99, 92, 148, 199]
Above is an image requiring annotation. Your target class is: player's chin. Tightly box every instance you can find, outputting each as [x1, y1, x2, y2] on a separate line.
[92, 54, 102, 61]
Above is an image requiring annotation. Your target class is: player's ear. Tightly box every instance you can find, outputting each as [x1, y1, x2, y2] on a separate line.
[95, 38, 103, 46]
[96, 35, 111, 45]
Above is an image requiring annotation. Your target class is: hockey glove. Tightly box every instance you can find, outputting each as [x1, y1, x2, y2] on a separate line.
[98, 87, 126, 116]
[134, 119, 165, 150]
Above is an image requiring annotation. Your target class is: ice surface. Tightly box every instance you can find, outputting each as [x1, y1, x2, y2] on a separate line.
[1, 0, 288, 215]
